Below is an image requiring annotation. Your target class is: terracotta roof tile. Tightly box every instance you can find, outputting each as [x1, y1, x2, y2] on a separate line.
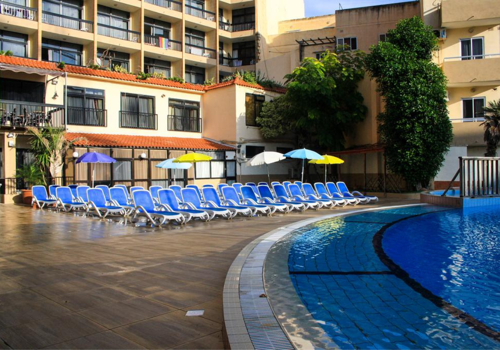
[67, 132, 235, 151]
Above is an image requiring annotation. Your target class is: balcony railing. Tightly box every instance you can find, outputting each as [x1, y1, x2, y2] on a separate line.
[444, 53, 500, 62]
[167, 115, 201, 132]
[67, 107, 106, 126]
[219, 21, 255, 33]
[144, 34, 182, 51]
[185, 44, 216, 59]
[0, 100, 65, 128]
[185, 5, 215, 21]
[42, 11, 93, 32]
[98, 23, 140, 43]
[0, 1, 37, 20]
[450, 115, 485, 123]
[220, 55, 254, 66]
[144, 0, 181, 11]
[119, 111, 157, 129]
[0, 177, 74, 195]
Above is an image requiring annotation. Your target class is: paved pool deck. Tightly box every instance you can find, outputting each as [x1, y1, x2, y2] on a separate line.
[0, 199, 416, 349]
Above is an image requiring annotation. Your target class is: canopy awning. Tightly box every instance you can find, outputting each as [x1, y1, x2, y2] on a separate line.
[0, 63, 65, 76]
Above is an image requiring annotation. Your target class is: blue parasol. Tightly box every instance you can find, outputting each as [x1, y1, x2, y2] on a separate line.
[155, 158, 192, 183]
[76, 152, 116, 187]
[284, 148, 324, 183]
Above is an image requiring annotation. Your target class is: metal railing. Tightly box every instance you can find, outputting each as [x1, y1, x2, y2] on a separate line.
[444, 53, 500, 62]
[450, 116, 485, 123]
[42, 11, 93, 32]
[185, 5, 215, 21]
[443, 157, 500, 198]
[219, 55, 245, 67]
[144, 0, 181, 11]
[98, 23, 140, 43]
[0, 176, 74, 195]
[185, 43, 216, 58]
[119, 111, 157, 130]
[219, 21, 255, 33]
[0, 100, 65, 128]
[144, 35, 182, 51]
[67, 107, 106, 127]
[0, 1, 37, 20]
[167, 115, 201, 132]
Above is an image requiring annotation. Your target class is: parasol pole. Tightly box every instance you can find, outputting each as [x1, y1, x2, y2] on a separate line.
[267, 164, 271, 184]
[92, 164, 95, 188]
[301, 158, 305, 183]
[325, 165, 327, 184]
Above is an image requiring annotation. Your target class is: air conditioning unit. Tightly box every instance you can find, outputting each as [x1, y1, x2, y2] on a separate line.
[439, 28, 447, 39]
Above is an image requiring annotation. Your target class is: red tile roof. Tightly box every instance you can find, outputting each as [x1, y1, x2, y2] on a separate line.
[0, 56, 286, 94]
[67, 133, 235, 151]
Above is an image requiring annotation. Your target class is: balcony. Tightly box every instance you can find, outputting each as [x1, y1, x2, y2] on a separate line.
[119, 111, 157, 130]
[185, 5, 215, 22]
[98, 24, 140, 43]
[67, 107, 106, 127]
[144, 35, 182, 51]
[167, 115, 201, 132]
[0, 1, 37, 21]
[443, 54, 500, 87]
[144, 0, 181, 11]
[219, 21, 255, 33]
[42, 12, 93, 32]
[0, 100, 65, 129]
[441, 0, 500, 28]
[185, 44, 216, 59]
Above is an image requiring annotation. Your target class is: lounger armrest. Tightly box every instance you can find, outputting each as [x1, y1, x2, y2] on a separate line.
[204, 201, 219, 208]
[351, 191, 365, 197]
[342, 191, 354, 197]
[162, 204, 174, 212]
[155, 204, 170, 211]
[292, 195, 306, 201]
[226, 199, 240, 206]
[184, 202, 198, 210]
[135, 205, 147, 214]
[87, 201, 96, 210]
[245, 198, 259, 205]
[261, 197, 275, 203]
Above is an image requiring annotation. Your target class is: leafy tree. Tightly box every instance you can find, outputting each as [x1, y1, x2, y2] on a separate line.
[480, 99, 500, 156]
[257, 50, 367, 150]
[28, 127, 85, 183]
[365, 16, 453, 188]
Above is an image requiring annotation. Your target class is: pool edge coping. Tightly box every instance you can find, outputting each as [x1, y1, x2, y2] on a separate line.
[223, 203, 428, 350]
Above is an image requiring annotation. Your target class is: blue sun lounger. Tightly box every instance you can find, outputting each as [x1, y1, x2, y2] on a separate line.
[314, 182, 353, 205]
[222, 186, 272, 216]
[241, 186, 288, 214]
[186, 185, 204, 201]
[130, 186, 144, 194]
[258, 185, 304, 212]
[76, 186, 90, 203]
[132, 190, 185, 226]
[288, 184, 331, 208]
[158, 189, 212, 222]
[273, 184, 318, 210]
[32, 186, 57, 209]
[149, 186, 163, 201]
[182, 188, 232, 220]
[202, 187, 252, 217]
[56, 186, 87, 211]
[87, 188, 126, 218]
[110, 187, 135, 215]
[96, 185, 113, 205]
[303, 183, 346, 207]
[326, 182, 362, 205]
[49, 185, 60, 199]
[337, 181, 378, 203]
[114, 185, 131, 202]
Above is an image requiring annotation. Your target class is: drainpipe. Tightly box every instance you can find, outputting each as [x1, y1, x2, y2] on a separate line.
[64, 72, 68, 131]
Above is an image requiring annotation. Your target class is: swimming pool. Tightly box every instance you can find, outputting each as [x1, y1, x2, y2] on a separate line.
[266, 205, 500, 349]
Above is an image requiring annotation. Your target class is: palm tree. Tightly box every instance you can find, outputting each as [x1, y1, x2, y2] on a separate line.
[480, 100, 500, 157]
[27, 127, 85, 183]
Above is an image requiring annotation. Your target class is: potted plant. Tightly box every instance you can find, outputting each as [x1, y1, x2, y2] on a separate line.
[15, 165, 44, 205]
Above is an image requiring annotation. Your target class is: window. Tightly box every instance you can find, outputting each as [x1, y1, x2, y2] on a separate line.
[232, 7, 255, 25]
[97, 49, 130, 71]
[168, 99, 201, 132]
[120, 93, 156, 129]
[460, 38, 484, 60]
[144, 17, 171, 38]
[462, 98, 485, 121]
[186, 0, 204, 10]
[97, 5, 129, 39]
[195, 151, 225, 179]
[185, 28, 205, 47]
[315, 51, 325, 60]
[0, 78, 44, 102]
[67, 87, 105, 126]
[245, 146, 264, 159]
[245, 93, 265, 126]
[42, 38, 82, 65]
[379, 34, 387, 42]
[337, 37, 357, 51]
[145, 58, 171, 78]
[0, 31, 27, 57]
[42, 0, 82, 29]
[113, 161, 132, 181]
[232, 41, 255, 66]
[185, 65, 205, 85]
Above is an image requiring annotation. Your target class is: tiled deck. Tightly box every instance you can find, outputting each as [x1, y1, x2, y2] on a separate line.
[0, 199, 414, 349]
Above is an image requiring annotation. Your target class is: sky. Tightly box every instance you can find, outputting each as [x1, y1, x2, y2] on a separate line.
[304, 0, 415, 17]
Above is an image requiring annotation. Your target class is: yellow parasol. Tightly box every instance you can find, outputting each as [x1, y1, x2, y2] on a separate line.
[309, 155, 344, 183]
[173, 153, 213, 163]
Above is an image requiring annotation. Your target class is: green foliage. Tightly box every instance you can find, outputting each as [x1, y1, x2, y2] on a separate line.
[204, 77, 215, 86]
[166, 76, 185, 84]
[221, 75, 235, 83]
[480, 99, 500, 156]
[257, 95, 296, 139]
[113, 65, 128, 74]
[255, 71, 286, 89]
[234, 70, 258, 84]
[87, 64, 100, 70]
[136, 72, 151, 80]
[57, 61, 66, 69]
[151, 72, 165, 79]
[260, 50, 367, 150]
[365, 16, 452, 188]
[15, 165, 44, 189]
[5, 50, 13, 56]
[0, 50, 5, 55]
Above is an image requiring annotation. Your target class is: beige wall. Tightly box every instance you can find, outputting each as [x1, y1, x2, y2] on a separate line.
[202, 85, 238, 143]
[278, 14, 335, 34]
[447, 86, 500, 121]
[441, 0, 500, 28]
[256, 0, 305, 37]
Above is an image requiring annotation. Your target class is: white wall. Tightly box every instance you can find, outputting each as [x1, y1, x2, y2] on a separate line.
[435, 146, 467, 181]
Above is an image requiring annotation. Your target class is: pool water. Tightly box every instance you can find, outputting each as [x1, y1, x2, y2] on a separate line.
[286, 206, 500, 349]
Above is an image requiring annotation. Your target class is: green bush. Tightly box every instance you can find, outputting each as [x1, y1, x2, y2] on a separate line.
[15, 165, 44, 189]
